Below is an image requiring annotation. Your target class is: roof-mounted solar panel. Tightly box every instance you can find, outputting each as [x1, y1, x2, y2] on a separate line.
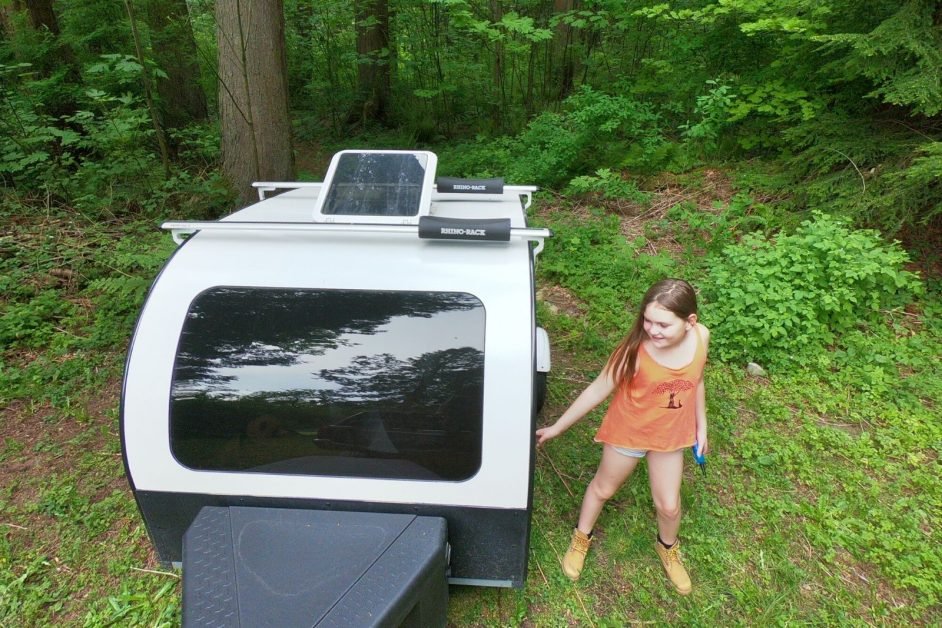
[313, 150, 437, 224]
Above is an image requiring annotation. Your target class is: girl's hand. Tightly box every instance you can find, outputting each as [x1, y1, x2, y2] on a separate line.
[695, 429, 708, 456]
[535, 424, 561, 446]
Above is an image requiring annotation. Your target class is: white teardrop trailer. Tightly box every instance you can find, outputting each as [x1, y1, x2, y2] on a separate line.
[121, 150, 552, 626]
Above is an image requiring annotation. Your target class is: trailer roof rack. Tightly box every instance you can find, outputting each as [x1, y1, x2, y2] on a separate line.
[251, 179, 537, 209]
[161, 219, 551, 251]
[167, 150, 549, 251]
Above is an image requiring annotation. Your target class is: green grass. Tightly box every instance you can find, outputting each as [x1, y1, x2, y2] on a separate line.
[1, 170, 940, 625]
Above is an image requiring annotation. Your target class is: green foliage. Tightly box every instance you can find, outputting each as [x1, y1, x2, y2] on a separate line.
[865, 141, 942, 229]
[537, 209, 676, 354]
[440, 86, 665, 186]
[0, 291, 77, 351]
[727, 80, 819, 125]
[702, 212, 922, 368]
[816, 0, 942, 116]
[681, 79, 736, 151]
[730, 321, 942, 603]
[777, 117, 941, 233]
[0, 207, 173, 407]
[1, 49, 227, 218]
[659, 191, 775, 262]
[81, 233, 173, 349]
[84, 580, 181, 627]
[565, 167, 651, 203]
[0, 57, 156, 213]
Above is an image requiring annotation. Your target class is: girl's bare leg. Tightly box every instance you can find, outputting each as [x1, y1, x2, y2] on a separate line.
[577, 445, 642, 534]
[646, 449, 685, 544]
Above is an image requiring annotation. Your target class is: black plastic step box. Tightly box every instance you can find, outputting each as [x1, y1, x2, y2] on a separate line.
[182, 507, 449, 627]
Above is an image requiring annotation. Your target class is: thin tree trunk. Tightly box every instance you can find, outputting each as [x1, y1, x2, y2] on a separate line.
[124, 0, 171, 178]
[490, 0, 505, 130]
[352, 0, 391, 125]
[553, 0, 578, 102]
[144, 0, 208, 134]
[25, 0, 59, 34]
[22, 0, 80, 114]
[1, 1, 20, 40]
[217, 0, 294, 206]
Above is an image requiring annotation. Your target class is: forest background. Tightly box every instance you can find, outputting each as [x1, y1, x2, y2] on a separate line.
[1, 0, 940, 625]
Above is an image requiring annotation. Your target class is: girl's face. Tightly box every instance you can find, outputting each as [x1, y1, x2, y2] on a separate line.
[642, 302, 694, 349]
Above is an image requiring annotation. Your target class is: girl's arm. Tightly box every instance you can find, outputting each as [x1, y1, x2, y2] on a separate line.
[695, 323, 710, 455]
[535, 369, 616, 446]
[695, 378, 708, 455]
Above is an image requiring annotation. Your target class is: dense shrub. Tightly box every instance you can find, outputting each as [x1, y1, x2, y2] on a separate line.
[701, 212, 922, 369]
[438, 86, 666, 187]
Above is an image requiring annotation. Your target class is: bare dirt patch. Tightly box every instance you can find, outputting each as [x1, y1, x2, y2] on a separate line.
[898, 217, 942, 280]
[0, 375, 126, 558]
[0, 377, 120, 487]
[537, 285, 587, 318]
[536, 168, 740, 259]
[1, 372, 167, 622]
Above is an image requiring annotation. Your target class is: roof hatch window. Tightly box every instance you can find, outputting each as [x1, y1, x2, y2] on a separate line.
[169, 288, 485, 481]
[318, 151, 433, 219]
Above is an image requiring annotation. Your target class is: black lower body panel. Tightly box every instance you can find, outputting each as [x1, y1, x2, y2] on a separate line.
[136, 491, 530, 587]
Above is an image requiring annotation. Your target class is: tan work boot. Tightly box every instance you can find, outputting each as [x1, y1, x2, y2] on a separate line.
[562, 529, 592, 580]
[655, 539, 692, 595]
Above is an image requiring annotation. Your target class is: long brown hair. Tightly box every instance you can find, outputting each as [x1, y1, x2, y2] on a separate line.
[604, 279, 698, 388]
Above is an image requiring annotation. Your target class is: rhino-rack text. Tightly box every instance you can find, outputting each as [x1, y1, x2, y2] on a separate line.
[452, 184, 488, 191]
[441, 227, 487, 236]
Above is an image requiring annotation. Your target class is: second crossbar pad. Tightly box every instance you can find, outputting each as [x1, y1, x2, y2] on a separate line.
[418, 216, 512, 241]
[436, 177, 504, 194]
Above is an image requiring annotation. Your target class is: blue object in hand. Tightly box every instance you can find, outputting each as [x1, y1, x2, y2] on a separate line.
[691, 442, 706, 476]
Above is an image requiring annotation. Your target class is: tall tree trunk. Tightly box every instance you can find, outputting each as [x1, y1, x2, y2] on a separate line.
[23, 0, 77, 72]
[352, 0, 391, 125]
[552, 0, 579, 101]
[22, 0, 80, 114]
[0, 1, 20, 40]
[25, 0, 59, 34]
[217, 0, 294, 206]
[144, 0, 208, 134]
[490, 0, 505, 130]
[124, 0, 171, 178]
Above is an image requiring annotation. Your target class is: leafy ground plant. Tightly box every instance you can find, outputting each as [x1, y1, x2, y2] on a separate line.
[701, 212, 922, 370]
[2, 167, 940, 625]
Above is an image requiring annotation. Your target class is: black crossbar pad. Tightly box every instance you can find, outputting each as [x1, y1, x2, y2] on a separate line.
[436, 177, 504, 194]
[418, 216, 511, 241]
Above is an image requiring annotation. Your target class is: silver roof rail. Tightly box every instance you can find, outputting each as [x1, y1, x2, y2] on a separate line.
[252, 181, 322, 201]
[162, 220, 551, 255]
[251, 181, 537, 209]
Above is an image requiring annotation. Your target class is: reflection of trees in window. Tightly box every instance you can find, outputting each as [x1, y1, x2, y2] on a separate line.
[172, 288, 480, 394]
[316, 346, 483, 411]
[169, 289, 486, 478]
[312, 346, 483, 473]
[170, 345, 484, 479]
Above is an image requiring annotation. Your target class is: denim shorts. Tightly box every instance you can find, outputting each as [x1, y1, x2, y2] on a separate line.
[612, 445, 647, 458]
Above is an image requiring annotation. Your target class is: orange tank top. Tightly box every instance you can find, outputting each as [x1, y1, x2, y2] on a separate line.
[594, 326, 707, 451]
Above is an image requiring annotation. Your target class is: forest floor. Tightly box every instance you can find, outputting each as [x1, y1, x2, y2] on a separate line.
[1, 164, 939, 626]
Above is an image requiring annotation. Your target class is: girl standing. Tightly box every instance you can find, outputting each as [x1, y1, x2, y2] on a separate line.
[536, 279, 709, 595]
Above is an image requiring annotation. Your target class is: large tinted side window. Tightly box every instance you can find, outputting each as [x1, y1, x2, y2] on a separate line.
[170, 288, 484, 481]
